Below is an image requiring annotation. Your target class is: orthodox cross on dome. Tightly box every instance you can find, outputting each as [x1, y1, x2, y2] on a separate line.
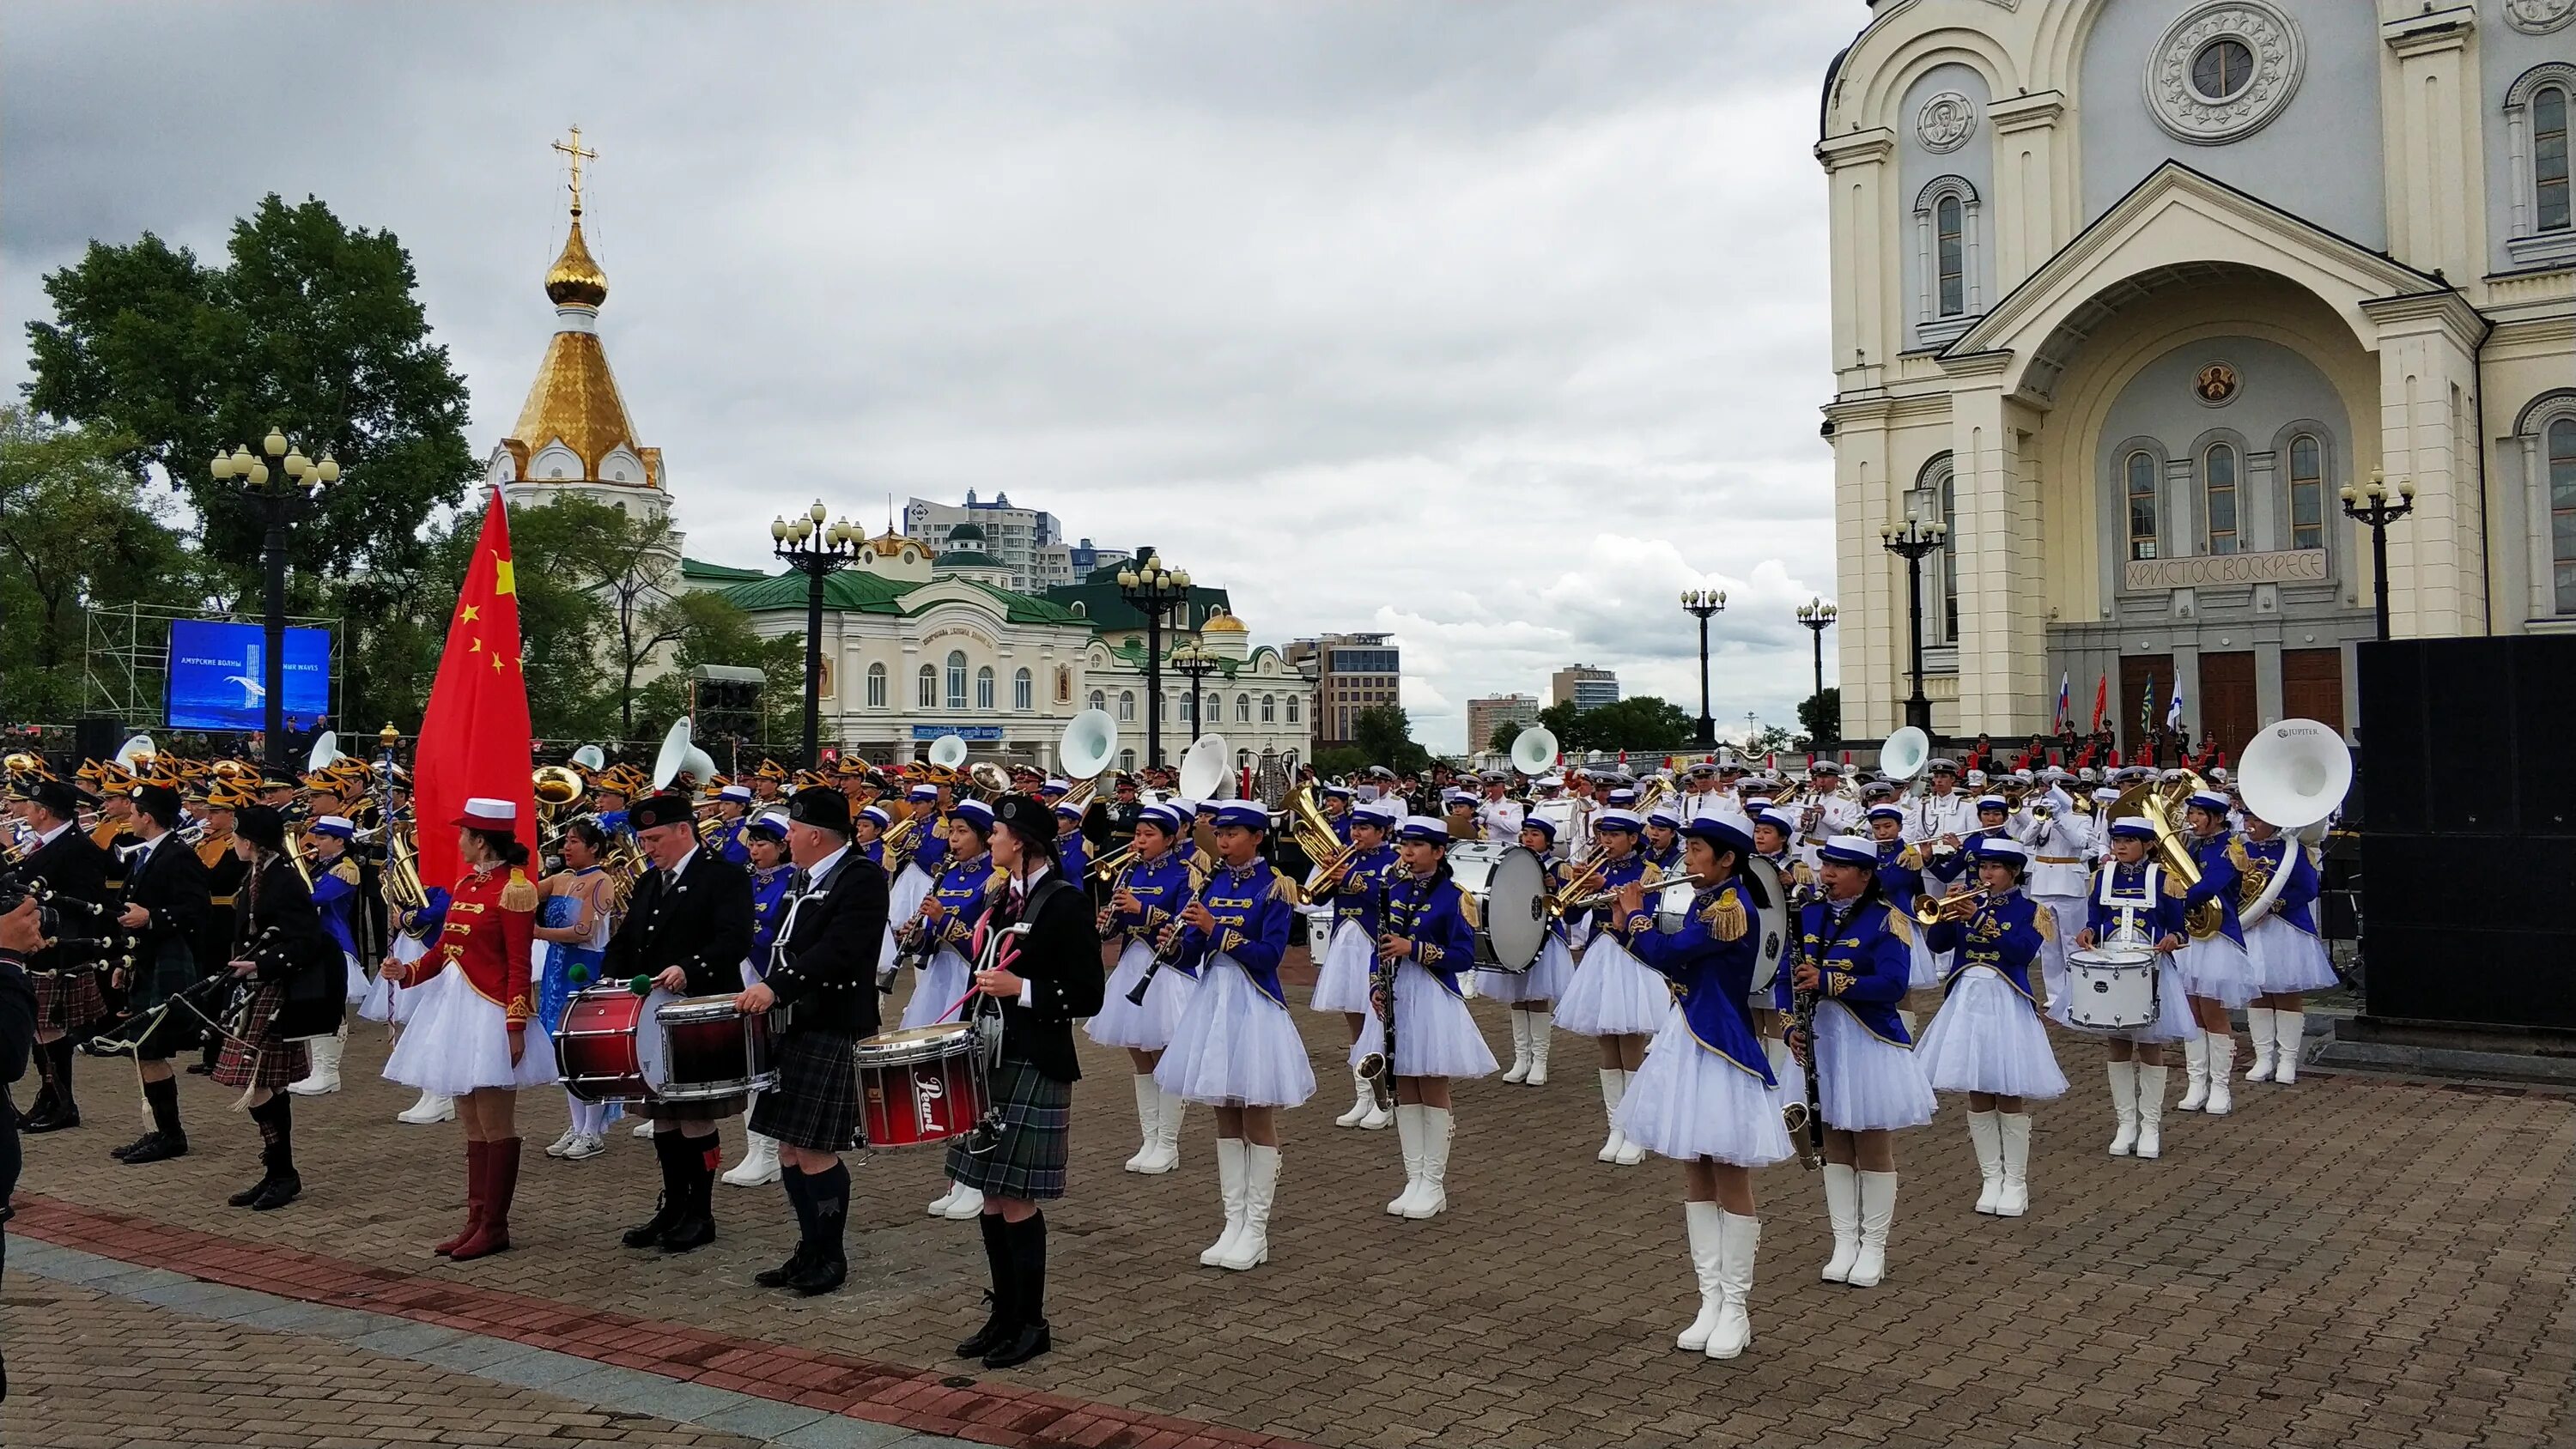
[552, 125, 598, 216]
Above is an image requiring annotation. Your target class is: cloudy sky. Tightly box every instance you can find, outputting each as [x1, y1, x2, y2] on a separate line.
[4, 1, 1863, 754]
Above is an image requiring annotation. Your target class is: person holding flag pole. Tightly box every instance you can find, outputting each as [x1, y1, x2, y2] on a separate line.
[379, 489, 550, 1263]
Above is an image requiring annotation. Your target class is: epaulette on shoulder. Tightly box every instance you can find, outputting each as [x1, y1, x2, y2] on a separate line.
[500, 868, 539, 912]
[2162, 872, 2190, 899]
[1701, 887, 1747, 943]
[1267, 872, 1297, 904]
[2032, 905, 2057, 943]
[330, 858, 361, 886]
[1883, 906, 1916, 948]
[1899, 845, 1923, 870]
[2226, 836, 2251, 870]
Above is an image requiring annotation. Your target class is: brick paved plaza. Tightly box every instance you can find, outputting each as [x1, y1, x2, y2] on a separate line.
[10, 955, 2573, 1449]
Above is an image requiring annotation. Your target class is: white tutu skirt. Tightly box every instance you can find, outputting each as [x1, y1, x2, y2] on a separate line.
[1478, 931, 1573, 1003]
[2049, 950, 2197, 1043]
[2245, 917, 2336, 993]
[1555, 936, 1670, 1038]
[1309, 919, 1375, 1014]
[1813, 1003, 1935, 1131]
[1909, 936, 1947, 991]
[1764, 1034, 1808, 1113]
[1087, 939, 1196, 1050]
[380, 962, 557, 1095]
[2034, 899, 2083, 1004]
[899, 946, 973, 1030]
[889, 862, 934, 925]
[1347, 961, 1499, 1079]
[1914, 968, 2069, 1100]
[339, 949, 369, 1004]
[360, 934, 430, 1025]
[2178, 932, 2259, 1008]
[1615, 1007, 1795, 1167]
[1156, 955, 1317, 1108]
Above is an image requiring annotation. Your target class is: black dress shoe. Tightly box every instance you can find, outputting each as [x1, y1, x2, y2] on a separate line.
[787, 1253, 845, 1297]
[656, 1212, 716, 1253]
[249, 1172, 301, 1211]
[228, 1173, 277, 1209]
[621, 1195, 679, 1250]
[956, 1296, 1012, 1360]
[121, 1131, 186, 1164]
[754, 1246, 812, 1289]
[981, 1321, 1051, 1369]
[22, 1104, 80, 1135]
[111, 1132, 161, 1161]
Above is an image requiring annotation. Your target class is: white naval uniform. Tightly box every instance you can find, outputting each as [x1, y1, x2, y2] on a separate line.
[2017, 795, 2091, 1007]
[1910, 791, 1978, 844]
[1477, 797, 1525, 845]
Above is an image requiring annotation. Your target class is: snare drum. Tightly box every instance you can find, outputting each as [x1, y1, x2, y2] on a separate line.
[1299, 906, 1335, 959]
[2067, 947, 2160, 1031]
[1445, 841, 1548, 972]
[854, 1021, 993, 1148]
[655, 995, 777, 1101]
[555, 987, 669, 1103]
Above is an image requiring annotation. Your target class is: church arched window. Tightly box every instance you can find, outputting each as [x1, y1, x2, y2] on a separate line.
[946, 651, 969, 710]
[2202, 443, 2240, 556]
[1908, 453, 1958, 646]
[866, 662, 887, 709]
[1013, 668, 1033, 711]
[2506, 64, 2576, 265]
[1089, 688, 1107, 714]
[2126, 451, 2161, 561]
[2285, 433, 2327, 552]
[916, 664, 937, 709]
[1117, 690, 1136, 723]
[975, 665, 995, 712]
[1911, 177, 1982, 344]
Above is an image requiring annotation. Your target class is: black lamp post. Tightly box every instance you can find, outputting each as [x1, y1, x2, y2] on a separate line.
[1172, 641, 1218, 744]
[1680, 588, 1727, 749]
[770, 500, 861, 770]
[1880, 518, 1947, 735]
[2339, 468, 2415, 642]
[1115, 553, 1192, 767]
[210, 428, 339, 775]
[1796, 597, 1838, 753]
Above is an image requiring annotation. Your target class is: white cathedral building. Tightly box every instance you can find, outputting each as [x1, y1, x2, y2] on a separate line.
[1820, 0, 2575, 760]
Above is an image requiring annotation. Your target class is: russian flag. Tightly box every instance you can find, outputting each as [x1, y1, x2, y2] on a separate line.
[2054, 672, 2070, 732]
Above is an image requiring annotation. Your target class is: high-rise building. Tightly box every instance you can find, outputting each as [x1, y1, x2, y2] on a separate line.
[1467, 694, 1541, 749]
[1286, 633, 1401, 746]
[1551, 664, 1619, 711]
[903, 491, 1068, 593]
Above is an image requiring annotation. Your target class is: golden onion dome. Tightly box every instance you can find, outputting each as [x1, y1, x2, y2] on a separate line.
[1202, 608, 1248, 634]
[544, 215, 609, 309]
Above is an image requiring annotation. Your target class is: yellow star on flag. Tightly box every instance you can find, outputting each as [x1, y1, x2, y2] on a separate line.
[491, 653, 504, 672]
[493, 559, 516, 596]
[461, 604, 480, 623]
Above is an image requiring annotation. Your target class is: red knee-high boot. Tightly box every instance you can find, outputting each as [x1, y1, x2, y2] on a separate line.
[452, 1138, 519, 1261]
[434, 1141, 488, 1257]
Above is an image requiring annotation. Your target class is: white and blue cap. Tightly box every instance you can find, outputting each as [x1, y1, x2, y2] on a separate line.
[1137, 803, 1184, 834]
[1212, 802, 1268, 832]
[1756, 807, 1799, 837]
[310, 815, 355, 840]
[2187, 790, 2231, 815]
[1520, 813, 1558, 842]
[1866, 803, 1905, 823]
[1679, 810, 1754, 860]
[2108, 817, 2159, 840]
[1606, 788, 1637, 807]
[1040, 779, 1071, 798]
[718, 783, 753, 803]
[1196, 797, 1224, 817]
[746, 809, 791, 842]
[859, 805, 892, 829]
[1395, 815, 1451, 846]
[1820, 834, 1877, 868]
[907, 783, 939, 802]
[1054, 798, 1085, 820]
[2091, 787, 2122, 806]
[1646, 806, 1682, 830]
[951, 798, 995, 832]
[1975, 794, 2009, 814]
[1594, 809, 1643, 834]
[1354, 800, 1400, 827]
[1321, 783, 1354, 800]
[1969, 836, 2027, 867]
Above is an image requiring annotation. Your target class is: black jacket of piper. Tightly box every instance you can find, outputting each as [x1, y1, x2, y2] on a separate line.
[601, 848, 756, 998]
[15, 826, 111, 979]
[762, 847, 890, 1038]
[982, 869, 1104, 1084]
[235, 853, 343, 1040]
[118, 833, 210, 1010]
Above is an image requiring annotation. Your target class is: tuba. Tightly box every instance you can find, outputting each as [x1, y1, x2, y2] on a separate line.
[1054, 709, 1119, 811]
[2233, 718, 2351, 925]
[651, 718, 719, 793]
[2108, 781, 2223, 939]
[927, 733, 969, 771]
[1510, 726, 1559, 777]
[1880, 725, 1930, 785]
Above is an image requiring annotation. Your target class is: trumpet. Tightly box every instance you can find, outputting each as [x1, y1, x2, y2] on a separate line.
[1912, 886, 1994, 925]
[1556, 871, 1716, 916]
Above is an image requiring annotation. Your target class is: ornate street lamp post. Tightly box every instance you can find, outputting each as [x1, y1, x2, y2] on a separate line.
[771, 501, 861, 769]
[1115, 554, 1192, 768]
[1796, 597, 1838, 754]
[210, 429, 339, 774]
[1880, 518, 1947, 735]
[1680, 588, 1727, 749]
[2339, 468, 2415, 643]
[1171, 642, 1218, 745]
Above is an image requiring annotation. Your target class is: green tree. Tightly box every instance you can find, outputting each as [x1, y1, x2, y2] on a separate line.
[1571, 695, 1692, 752]
[1798, 687, 1841, 751]
[1534, 699, 1588, 750]
[1487, 717, 1531, 755]
[630, 592, 808, 754]
[26, 194, 476, 588]
[1351, 704, 1432, 775]
[0, 409, 201, 720]
[507, 497, 689, 738]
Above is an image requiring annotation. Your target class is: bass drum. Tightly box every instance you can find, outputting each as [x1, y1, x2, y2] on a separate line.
[1444, 841, 1547, 973]
[1738, 855, 1792, 999]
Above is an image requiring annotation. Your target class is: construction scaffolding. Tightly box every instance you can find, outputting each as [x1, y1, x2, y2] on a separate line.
[84, 602, 343, 730]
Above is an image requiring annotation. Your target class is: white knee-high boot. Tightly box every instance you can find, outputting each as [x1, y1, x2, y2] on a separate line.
[1124, 1075, 1158, 1172]
[1219, 1143, 1276, 1270]
[1405, 1106, 1452, 1219]
[2105, 1059, 2139, 1156]
[1596, 1068, 1628, 1163]
[1501, 1011, 1532, 1084]
[1388, 1103, 1425, 1216]
[2178, 1032, 2210, 1112]
[1706, 1211, 1759, 1361]
[1819, 1163, 1859, 1282]
[2205, 1034, 2234, 1116]
[1676, 1200, 1723, 1352]
[1140, 1088, 1184, 1174]
[1967, 1110, 2002, 1214]
[722, 1092, 781, 1186]
[2273, 1008, 2303, 1084]
[1201, 1137, 1247, 1266]
[1846, 1171, 1899, 1288]
[1996, 1113, 2031, 1217]
[2135, 1064, 2168, 1158]
[289, 1024, 344, 1095]
[2243, 1006, 2277, 1082]
[1524, 1010, 1552, 1086]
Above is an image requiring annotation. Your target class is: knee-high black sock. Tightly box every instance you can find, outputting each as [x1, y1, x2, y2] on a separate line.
[46, 1038, 76, 1103]
[781, 1166, 814, 1248]
[977, 1210, 1012, 1322]
[252, 1094, 294, 1175]
[808, 1161, 848, 1260]
[142, 1076, 182, 1139]
[1009, 1212, 1048, 1329]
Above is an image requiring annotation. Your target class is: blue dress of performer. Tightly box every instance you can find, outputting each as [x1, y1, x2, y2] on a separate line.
[1795, 835, 1936, 1291]
[2174, 790, 2258, 1116]
[884, 785, 950, 956]
[1478, 815, 1571, 1090]
[1610, 813, 1790, 1361]
[1915, 839, 2068, 1220]
[307, 820, 369, 1004]
[898, 801, 998, 1032]
[1087, 805, 1204, 1177]
[2239, 821, 2332, 1087]
[1155, 803, 1313, 1273]
[1864, 804, 1944, 991]
[1349, 817, 1498, 1221]
[1554, 809, 1668, 1167]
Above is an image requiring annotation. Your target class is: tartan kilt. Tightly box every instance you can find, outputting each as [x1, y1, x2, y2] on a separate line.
[212, 982, 308, 1091]
[749, 1029, 859, 1153]
[33, 969, 106, 1034]
[945, 1056, 1072, 1200]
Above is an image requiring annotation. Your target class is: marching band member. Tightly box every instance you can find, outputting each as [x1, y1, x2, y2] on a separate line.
[706, 784, 755, 864]
[1553, 809, 1666, 1167]
[1356, 817, 1498, 1218]
[2072, 819, 2194, 1157]
[733, 787, 890, 1299]
[1084, 803, 1201, 1173]
[2239, 815, 2332, 1087]
[914, 799, 1002, 1219]
[1607, 812, 1789, 1361]
[1909, 759, 1975, 845]
[2174, 791, 2257, 1116]
[1155, 803, 1312, 1271]
[1474, 772, 1523, 845]
[852, 804, 890, 869]
[2019, 787, 2093, 1012]
[1864, 804, 1942, 993]
[1479, 815, 1569, 1088]
[948, 795, 1104, 1365]
[535, 820, 619, 1161]
[720, 811, 799, 1187]
[597, 793, 756, 1254]
[1053, 797, 1091, 883]
[1794, 761, 1860, 873]
[380, 798, 548, 1260]
[1750, 807, 1812, 1100]
[1914, 840, 2067, 1216]
[14, 779, 110, 1133]
[1793, 836, 1936, 1288]
[105, 781, 212, 1166]
[210, 804, 337, 1211]
[189, 782, 247, 1076]
[1642, 808, 1684, 876]
[1307, 801, 1398, 1128]
[283, 815, 365, 1096]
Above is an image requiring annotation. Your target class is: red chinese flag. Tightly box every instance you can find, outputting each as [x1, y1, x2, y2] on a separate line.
[411, 488, 538, 889]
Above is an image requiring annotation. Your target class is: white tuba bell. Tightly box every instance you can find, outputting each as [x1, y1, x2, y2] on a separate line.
[1178, 732, 1230, 802]
[569, 743, 607, 773]
[651, 718, 720, 792]
[1058, 709, 1117, 779]
[116, 733, 160, 772]
[2233, 718, 2352, 925]
[1510, 725, 1559, 777]
[305, 730, 341, 773]
[927, 733, 969, 771]
[1880, 725, 1930, 783]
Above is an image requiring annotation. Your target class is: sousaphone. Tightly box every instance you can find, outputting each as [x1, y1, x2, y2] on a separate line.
[2233, 718, 2352, 926]
[651, 718, 720, 792]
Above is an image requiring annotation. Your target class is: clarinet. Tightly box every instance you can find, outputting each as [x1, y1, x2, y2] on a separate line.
[1787, 894, 1857, 1172]
[1358, 870, 1399, 1113]
[1124, 864, 1203, 1008]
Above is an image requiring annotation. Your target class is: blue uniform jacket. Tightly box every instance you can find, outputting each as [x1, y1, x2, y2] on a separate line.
[1797, 894, 1916, 1045]
[1585, 853, 1655, 938]
[927, 853, 998, 952]
[747, 864, 794, 964]
[1874, 838, 1927, 910]
[1311, 842, 1395, 935]
[1380, 868, 1477, 995]
[855, 839, 886, 871]
[910, 815, 954, 880]
[1173, 858, 1296, 1005]
[1645, 840, 1682, 876]
[310, 852, 362, 959]
[2183, 832, 2248, 945]
[2237, 836, 2319, 935]
[2085, 861, 2187, 944]
[1624, 875, 1772, 1082]
[1925, 888, 2048, 1002]
[712, 817, 751, 865]
[1059, 830, 1090, 883]
[1109, 852, 1200, 978]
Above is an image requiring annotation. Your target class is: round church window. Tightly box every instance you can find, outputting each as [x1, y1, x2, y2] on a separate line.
[2191, 38, 2253, 101]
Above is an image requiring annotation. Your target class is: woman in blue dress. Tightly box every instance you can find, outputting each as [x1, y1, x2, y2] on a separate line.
[534, 820, 619, 1161]
[1915, 838, 2068, 1218]
[1353, 817, 1499, 1220]
[2238, 814, 2332, 1087]
[1084, 804, 1203, 1174]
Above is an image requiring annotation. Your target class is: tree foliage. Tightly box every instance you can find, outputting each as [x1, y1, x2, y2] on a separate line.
[1487, 718, 1532, 755]
[1798, 687, 1841, 751]
[1534, 694, 1693, 753]
[25, 193, 476, 589]
[1349, 704, 1433, 776]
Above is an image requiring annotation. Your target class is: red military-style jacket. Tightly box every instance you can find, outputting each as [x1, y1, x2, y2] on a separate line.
[428, 863, 538, 1030]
